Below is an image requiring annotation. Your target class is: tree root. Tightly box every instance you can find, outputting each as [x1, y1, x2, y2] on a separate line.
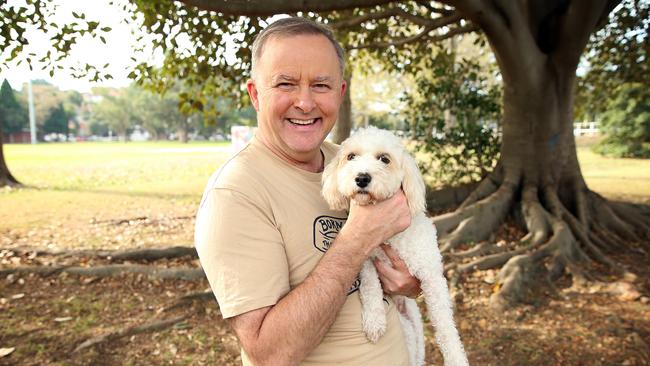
[436, 182, 515, 252]
[0, 264, 205, 281]
[162, 290, 215, 312]
[2, 245, 197, 261]
[74, 311, 197, 352]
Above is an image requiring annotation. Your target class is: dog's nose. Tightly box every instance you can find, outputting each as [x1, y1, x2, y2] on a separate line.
[355, 173, 372, 188]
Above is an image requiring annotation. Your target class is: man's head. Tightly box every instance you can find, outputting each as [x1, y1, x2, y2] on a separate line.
[250, 17, 346, 80]
[247, 17, 347, 172]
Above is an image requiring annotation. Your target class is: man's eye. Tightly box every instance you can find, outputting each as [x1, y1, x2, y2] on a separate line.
[347, 153, 356, 161]
[378, 154, 390, 164]
[313, 83, 330, 90]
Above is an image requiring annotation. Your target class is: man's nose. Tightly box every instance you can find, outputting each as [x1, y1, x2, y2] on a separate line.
[294, 88, 316, 113]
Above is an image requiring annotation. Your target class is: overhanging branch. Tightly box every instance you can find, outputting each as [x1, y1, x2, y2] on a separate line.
[176, 0, 394, 16]
[332, 8, 462, 30]
[347, 23, 477, 50]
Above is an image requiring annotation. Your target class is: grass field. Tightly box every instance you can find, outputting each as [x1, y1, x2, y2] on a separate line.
[1, 141, 649, 246]
[1, 141, 232, 249]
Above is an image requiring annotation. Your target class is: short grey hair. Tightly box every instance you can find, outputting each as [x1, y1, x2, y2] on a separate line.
[250, 17, 346, 78]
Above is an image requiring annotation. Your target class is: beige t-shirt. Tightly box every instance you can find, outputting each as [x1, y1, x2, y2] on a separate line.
[195, 136, 408, 365]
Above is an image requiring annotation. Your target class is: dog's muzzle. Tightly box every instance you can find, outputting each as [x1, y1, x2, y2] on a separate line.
[355, 173, 371, 188]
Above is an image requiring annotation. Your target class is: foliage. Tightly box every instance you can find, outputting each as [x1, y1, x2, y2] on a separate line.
[402, 51, 502, 186]
[0, 0, 113, 80]
[42, 102, 69, 135]
[0, 79, 28, 134]
[91, 87, 140, 140]
[575, 0, 649, 121]
[593, 83, 650, 158]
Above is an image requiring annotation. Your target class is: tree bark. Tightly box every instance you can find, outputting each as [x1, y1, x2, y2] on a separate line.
[0, 126, 20, 187]
[332, 71, 353, 144]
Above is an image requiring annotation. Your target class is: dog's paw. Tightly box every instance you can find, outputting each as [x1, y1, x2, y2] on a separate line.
[362, 315, 386, 343]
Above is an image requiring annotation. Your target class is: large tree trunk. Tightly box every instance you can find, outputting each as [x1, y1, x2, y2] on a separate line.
[0, 129, 20, 187]
[434, 0, 649, 311]
[332, 71, 353, 144]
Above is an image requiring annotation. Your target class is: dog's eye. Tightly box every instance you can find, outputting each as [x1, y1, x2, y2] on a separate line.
[347, 153, 356, 161]
[378, 154, 390, 164]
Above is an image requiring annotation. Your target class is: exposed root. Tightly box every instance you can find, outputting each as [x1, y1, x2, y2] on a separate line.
[449, 241, 510, 259]
[489, 218, 587, 310]
[591, 193, 640, 242]
[2, 246, 197, 261]
[609, 201, 650, 238]
[521, 185, 552, 246]
[457, 166, 503, 210]
[0, 264, 205, 281]
[74, 311, 197, 352]
[436, 182, 515, 252]
[162, 290, 216, 312]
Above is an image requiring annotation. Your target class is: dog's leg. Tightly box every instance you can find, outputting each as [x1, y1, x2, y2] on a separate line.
[359, 259, 387, 343]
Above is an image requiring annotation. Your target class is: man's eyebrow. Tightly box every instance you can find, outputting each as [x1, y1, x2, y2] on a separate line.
[271, 74, 298, 83]
[313, 76, 332, 82]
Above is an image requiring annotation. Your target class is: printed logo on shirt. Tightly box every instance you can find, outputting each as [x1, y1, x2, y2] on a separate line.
[313, 215, 347, 253]
[313, 215, 360, 295]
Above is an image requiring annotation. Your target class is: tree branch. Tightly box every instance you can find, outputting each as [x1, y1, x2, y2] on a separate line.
[331, 8, 462, 29]
[347, 23, 476, 50]
[556, 0, 621, 70]
[177, 0, 394, 16]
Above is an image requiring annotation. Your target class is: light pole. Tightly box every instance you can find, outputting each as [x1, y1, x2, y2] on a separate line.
[28, 79, 36, 144]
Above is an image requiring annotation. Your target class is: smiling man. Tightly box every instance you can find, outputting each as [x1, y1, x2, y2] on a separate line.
[195, 17, 420, 365]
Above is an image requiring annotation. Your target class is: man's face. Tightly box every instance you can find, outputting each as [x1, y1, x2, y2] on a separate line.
[247, 34, 346, 166]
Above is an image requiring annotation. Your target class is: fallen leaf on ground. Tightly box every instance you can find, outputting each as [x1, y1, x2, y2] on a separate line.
[0, 347, 15, 358]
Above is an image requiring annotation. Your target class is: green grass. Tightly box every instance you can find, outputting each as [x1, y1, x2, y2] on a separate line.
[1, 141, 231, 230]
[577, 146, 650, 203]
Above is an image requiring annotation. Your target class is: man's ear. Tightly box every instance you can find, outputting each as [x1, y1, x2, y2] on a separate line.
[339, 80, 347, 99]
[247, 79, 260, 111]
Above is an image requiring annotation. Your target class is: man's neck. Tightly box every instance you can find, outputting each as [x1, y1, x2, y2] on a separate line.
[258, 136, 324, 173]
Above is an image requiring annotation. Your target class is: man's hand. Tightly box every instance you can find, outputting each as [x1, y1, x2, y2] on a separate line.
[374, 244, 422, 298]
[340, 190, 411, 256]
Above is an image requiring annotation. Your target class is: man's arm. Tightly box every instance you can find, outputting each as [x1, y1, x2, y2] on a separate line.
[227, 191, 411, 365]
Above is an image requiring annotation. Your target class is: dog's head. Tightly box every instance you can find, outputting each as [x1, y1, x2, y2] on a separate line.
[322, 126, 426, 215]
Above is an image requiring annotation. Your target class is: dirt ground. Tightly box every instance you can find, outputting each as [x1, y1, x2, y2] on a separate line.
[1, 206, 649, 365]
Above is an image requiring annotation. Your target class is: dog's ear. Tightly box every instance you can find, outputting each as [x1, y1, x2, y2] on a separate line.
[401, 149, 426, 215]
[322, 151, 349, 211]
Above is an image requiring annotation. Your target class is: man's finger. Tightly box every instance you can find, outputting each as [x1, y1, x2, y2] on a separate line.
[374, 258, 397, 278]
[380, 244, 406, 269]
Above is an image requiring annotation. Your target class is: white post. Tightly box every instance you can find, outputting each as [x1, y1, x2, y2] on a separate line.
[28, 79, 36, 144]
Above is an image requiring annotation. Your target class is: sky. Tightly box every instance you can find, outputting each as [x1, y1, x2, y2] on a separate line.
[0, 0, 159, 93]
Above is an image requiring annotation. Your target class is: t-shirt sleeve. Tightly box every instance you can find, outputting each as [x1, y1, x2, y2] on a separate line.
[195, 188, 290, 318]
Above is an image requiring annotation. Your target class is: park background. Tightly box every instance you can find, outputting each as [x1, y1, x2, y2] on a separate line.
[1, 0, 649, 365]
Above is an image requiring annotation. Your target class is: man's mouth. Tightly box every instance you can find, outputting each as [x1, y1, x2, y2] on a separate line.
[287, 118, 320, 125]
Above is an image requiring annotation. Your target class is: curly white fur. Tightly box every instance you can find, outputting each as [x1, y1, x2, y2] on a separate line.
[322, 126, 468, 366]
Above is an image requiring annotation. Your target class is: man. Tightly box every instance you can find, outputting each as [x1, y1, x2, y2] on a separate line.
[195, 17, 420, 365]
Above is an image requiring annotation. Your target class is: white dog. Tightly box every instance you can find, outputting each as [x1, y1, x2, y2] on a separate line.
[322, 126, 468, 366]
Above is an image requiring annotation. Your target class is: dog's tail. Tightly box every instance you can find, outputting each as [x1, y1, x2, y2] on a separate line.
[422, 275, 469, 366]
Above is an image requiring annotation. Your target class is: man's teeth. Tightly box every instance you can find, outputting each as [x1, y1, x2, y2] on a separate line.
[288, 118, 317, 125]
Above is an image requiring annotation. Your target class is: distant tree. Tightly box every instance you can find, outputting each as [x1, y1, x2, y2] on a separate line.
[593, 83, 650, 157]
[0, 79, 28, 134]
[43, 103, 69, 136]
[576, 0, 649, 121]
[92, 88, 140, 141]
